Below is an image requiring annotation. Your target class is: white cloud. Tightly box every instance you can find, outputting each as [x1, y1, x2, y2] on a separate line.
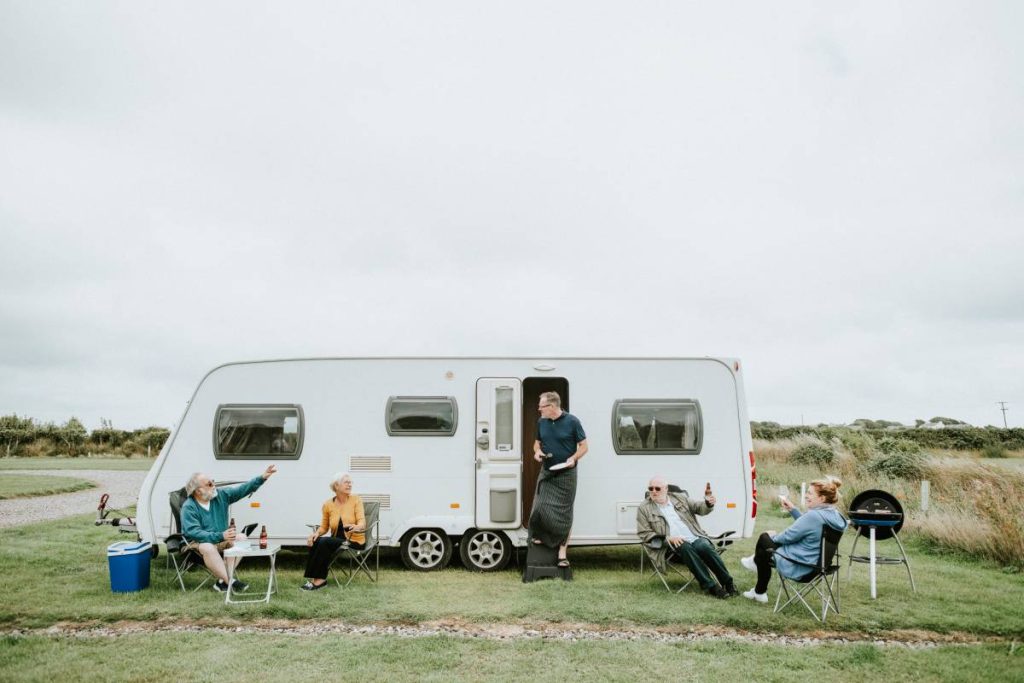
[1, 1, 1021, 429]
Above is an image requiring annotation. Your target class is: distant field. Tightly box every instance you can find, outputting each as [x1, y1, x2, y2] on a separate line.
[0, 457, 154, 472]
[0, 474, 95, 500]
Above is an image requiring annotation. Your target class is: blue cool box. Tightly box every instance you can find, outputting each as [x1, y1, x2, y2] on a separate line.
[107, 540, 151, 592]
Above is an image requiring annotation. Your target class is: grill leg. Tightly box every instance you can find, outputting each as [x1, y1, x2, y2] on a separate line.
[891, 531, 917, 592]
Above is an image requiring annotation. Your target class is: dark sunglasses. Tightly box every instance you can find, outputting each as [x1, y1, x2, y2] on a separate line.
[647, 486, 663, 491]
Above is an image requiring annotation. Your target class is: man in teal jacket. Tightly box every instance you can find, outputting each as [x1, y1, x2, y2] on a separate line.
[182, 465, 277, 592]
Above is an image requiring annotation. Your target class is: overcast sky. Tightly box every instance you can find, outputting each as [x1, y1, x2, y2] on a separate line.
[1, 2, 1021, 430]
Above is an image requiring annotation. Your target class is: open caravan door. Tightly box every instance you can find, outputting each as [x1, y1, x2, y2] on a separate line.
[475, 378, 522, 529]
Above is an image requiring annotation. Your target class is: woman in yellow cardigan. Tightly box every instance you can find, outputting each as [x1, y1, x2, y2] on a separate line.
[301, 472, 366, 590]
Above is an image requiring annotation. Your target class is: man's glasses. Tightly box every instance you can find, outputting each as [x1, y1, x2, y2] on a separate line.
[648, 486, 663, 491]
[538, 404, 552, 409]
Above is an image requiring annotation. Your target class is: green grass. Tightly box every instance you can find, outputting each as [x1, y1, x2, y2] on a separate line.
[0, 632, 1019, 682]
[0, 474, 95, 500]
[0, 457, 154, 472]
[1, 512, 1022, 638]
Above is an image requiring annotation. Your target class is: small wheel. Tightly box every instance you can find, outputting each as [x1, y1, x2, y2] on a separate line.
[400, 529, 453, 571]
[459, 529, 511, 572]
[150, 544, 160, 559]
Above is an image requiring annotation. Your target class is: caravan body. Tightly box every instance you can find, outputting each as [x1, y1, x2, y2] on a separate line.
[137, 357, 756, 571]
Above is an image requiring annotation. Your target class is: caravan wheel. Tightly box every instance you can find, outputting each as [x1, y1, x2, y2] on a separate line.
[459, 529, 511, 572]
[400, 529, 453, 571]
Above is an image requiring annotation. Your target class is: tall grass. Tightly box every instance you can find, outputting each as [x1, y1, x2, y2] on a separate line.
[755, 438, 1024, 569]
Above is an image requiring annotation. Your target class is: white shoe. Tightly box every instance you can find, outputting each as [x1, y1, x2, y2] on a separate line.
[742, 588, 768, 604]
[740, 555, 756, 572]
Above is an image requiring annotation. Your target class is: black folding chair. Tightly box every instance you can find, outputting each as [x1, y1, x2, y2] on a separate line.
[772, 525, 844, 622]
[166, 487, 214, 592]
[328, 501, 381, 587]
[639, 486, 735, 593]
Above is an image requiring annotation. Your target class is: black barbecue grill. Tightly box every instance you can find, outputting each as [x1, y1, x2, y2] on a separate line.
[847, 489, 916, 597]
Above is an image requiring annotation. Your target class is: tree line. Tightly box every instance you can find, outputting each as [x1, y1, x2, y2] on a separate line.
[0, 415, 170, 458]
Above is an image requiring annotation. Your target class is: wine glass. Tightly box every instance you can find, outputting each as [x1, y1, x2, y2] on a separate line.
[778, 484, 789, 503]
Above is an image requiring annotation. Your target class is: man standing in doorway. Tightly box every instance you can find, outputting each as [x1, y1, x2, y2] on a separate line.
[530, 391, 588, 568]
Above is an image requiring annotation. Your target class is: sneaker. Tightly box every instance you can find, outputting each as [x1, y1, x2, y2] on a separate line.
[231, 579, 249, 593]
[740, 555, 756, 573]
[212, 580, 229, 593]
[724, 584, 740, 598]
[742, 588, 768, 604]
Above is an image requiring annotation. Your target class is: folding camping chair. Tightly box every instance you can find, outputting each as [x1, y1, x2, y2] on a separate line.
[165, 486, 256, 592]
[327, 501, 381, 587]
[772, 525, 844, 622]
[166, 487, 215, 592]
[639, 485, 735, 593]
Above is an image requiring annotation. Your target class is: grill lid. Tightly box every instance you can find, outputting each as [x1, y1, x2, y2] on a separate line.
[848, 489, 905, 539]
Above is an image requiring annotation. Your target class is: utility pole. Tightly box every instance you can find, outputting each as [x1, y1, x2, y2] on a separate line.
[996, 402, 1009, 428]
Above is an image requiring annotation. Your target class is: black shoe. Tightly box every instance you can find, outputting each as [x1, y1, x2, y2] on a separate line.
[213, 580, 229, 593]
[724, 584, 740, 598]
[705, 585, 729, 599]
[231, 579, 249, 593]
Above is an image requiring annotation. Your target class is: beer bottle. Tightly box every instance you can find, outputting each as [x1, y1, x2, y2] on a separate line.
[705, 482, 712, 497]
[228, 517, 236, 532]
[259, 525, 268, 550]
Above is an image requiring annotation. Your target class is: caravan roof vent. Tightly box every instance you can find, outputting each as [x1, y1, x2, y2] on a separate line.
[533, 364, 556, 371]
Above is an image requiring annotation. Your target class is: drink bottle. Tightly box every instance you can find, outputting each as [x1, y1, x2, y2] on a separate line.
[259, 525, 268, 550]
[705, 482, 712, 497]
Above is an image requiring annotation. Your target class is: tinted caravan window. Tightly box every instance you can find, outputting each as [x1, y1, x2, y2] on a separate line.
[215, 405, 303, 459]
[612, 399, 702, 455]
[386, 397, 457, 436]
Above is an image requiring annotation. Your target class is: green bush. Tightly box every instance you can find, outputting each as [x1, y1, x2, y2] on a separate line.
[981, 443, 1007, 459]
[838, 430, 876, 460]
[790, 443, 835, 469]
[867, 450, 927, 480]
[876, 437, 922, 456]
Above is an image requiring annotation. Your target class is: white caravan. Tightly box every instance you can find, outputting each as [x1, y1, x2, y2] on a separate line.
[137, 357, 757, 571]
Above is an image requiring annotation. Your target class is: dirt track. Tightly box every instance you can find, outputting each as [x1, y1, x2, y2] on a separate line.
[1, 618, 1013, 649]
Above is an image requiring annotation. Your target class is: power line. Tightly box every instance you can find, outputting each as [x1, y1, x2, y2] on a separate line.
[996, 401, 1009, 428]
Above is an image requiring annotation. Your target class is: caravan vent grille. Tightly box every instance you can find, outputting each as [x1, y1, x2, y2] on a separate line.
[361, 494, 391, 510]
[350, 456, 392, 472]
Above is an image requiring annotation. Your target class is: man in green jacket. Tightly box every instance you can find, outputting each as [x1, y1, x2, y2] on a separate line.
[636, 475, 737, 599]
[182, 465, 277, 593]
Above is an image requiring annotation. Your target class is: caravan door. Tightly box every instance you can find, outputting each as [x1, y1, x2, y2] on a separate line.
[475, 378, 523, 529]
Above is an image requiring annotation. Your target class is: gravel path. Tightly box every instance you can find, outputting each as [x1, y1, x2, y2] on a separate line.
[0, 620, 1006, 649]
[0, 469, 147, 529]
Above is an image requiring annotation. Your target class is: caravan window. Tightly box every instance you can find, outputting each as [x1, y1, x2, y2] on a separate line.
[215, 405, 303, 459]
[386, 397, 457, 436]
[611, 400, 702, 455]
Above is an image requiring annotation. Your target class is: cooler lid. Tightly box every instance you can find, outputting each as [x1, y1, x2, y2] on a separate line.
[107, 540, 152, 556]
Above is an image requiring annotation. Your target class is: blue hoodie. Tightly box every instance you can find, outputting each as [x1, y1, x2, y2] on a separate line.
[771, 505, 847, 579]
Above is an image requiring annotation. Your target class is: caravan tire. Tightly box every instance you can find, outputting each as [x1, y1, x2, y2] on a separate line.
[459, 529, 512, 572]
[150, 544, 160, 560]
[400, 529, 453, 571]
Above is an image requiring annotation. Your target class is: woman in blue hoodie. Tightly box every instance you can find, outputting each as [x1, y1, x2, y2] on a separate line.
[740, 476, 847, 603]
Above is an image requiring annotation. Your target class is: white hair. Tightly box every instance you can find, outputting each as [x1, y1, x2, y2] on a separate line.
[186, 472, 205, 497]
[329, 471, 352, 493]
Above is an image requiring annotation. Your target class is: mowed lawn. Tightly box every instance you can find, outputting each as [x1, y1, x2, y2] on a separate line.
[1, 512, 1022, 637]
[1, 632, 1018, 683]
[0, 457, 154, 472]
[0, 474, 95, 500]
[1, 455, 1021, 680]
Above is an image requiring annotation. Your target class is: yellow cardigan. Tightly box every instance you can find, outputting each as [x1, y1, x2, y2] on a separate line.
[316, 495, 366, 545]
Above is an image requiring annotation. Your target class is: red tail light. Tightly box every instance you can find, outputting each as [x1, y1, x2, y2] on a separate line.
[750, 450, 757, 518]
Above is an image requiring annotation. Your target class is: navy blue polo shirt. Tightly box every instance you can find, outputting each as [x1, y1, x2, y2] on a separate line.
[537, 411, 586, 470]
